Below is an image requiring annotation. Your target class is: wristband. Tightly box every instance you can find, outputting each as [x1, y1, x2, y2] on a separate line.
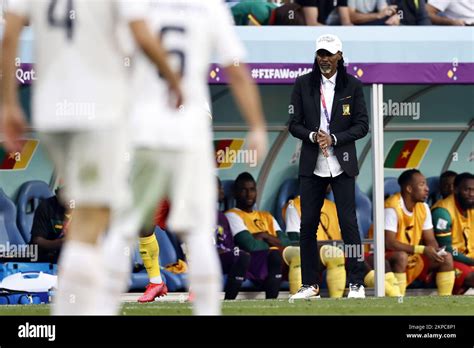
[414, 245, 425, 254]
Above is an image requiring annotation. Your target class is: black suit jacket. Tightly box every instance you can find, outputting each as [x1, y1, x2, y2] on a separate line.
[288, 72, 369, 177]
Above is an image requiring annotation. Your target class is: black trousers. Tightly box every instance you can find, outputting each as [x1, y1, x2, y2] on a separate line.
[299, 172, 365, 286]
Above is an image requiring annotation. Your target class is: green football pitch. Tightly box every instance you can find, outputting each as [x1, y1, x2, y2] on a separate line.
[0, 296, 473, 315]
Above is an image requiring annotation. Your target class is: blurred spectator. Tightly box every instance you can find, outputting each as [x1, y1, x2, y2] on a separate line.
[390, 0, 431, 25]
[295, 0, 353, 25]
[348, 0, 400, 25]
[426, 0, 474, 26]
[271, 2, 307, 25]
[29, 187, 69, 263]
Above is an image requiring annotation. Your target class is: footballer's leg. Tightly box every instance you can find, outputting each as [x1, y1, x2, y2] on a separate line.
[221, 250, 251, 300]
[431, 253, 455, 296]
[452, 262, 474, 294]
[137, 226, 167, 303]
[264, 250, 283, 299]
[100, 148, 169, 313]
[387, 251, 408, 296]
[320, 245, 346, 298]
[363, 256, 401, 297]
[283, 246, 302, 295]
[167, 143, 221, 315]
[50, 128, 130, 315]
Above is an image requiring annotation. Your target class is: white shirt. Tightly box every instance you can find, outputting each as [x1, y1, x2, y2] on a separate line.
[309, 72, 344, 178]
[347, 0, 388, 13]
[8, 0, 147, 131]
[129, 0, 246, 150]
[385, 196, 433, 233]
[428, 0, 474, 24]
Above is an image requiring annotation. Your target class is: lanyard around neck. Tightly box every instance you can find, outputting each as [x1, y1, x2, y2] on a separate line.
[320, 81, 331, 130]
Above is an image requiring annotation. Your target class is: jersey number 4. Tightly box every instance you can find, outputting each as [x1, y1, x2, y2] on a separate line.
[48, 0, 74, 40]
[158, 26, 187, 78]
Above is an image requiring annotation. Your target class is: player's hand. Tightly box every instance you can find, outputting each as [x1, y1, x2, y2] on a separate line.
[379, 5, 397, 19]
[423, 246, 444, 263]
[385, 14, 400, 26]
[247, 125, 268, 166]
[1, 103, 27, 153]
[451, 19, 466, 26]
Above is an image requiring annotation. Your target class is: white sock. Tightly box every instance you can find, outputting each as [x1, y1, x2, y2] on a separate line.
[184, 232, 221, 315]
[150, 276, 163, 284]
[99, 233, 135, 315]
[52, 241, 105, 315]
[98, 213, 140, 315]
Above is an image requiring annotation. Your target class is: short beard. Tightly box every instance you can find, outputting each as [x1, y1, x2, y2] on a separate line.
[319, 66, 332, 75]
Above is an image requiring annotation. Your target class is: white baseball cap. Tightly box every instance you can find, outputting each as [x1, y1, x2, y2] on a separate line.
[316, 34, 343, 54]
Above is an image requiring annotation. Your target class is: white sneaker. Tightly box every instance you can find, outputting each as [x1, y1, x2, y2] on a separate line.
[347, 284, 365, 298]
[289, 285, 321, 302]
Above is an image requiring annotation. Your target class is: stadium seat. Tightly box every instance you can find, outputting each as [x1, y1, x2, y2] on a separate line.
[221, 180, 235, 211]
[274, 178, 299, 230]
[355, 185, 372, 239]
[426, 176, 440, 205]
[384, 177, 400, 198]
[0, 189, 25, 246]
[16, 180, 54, 243]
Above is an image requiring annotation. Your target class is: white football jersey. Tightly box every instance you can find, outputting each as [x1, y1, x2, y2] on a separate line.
[129, 0, 246, 149]
[7, 0, 148, 131]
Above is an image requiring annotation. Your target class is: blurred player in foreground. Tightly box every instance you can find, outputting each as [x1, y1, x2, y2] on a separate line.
[102, 0, 268, 315]
[1, 0, 181, 314]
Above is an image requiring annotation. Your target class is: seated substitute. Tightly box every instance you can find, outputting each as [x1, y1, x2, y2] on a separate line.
[432, 172, 474, 294]
[29, 187, 70, 263]
[384, 169, 455, 296]
[225, 172, 292, 299]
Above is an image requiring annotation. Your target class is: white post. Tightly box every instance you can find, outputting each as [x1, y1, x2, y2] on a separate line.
[371, 84, 385, 297]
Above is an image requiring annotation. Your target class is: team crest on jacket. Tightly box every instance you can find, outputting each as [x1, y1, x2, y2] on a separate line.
[342, 104, 351, 116]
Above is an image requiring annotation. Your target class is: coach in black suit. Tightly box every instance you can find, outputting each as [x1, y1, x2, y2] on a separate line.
[288, 34, 369, 299]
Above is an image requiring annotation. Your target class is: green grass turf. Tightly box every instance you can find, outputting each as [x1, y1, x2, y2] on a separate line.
[0, 296, 473, 316]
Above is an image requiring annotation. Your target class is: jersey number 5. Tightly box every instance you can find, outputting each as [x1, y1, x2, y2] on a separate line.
[48, 0, 74, 40]
[158, 26, 187, 78]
